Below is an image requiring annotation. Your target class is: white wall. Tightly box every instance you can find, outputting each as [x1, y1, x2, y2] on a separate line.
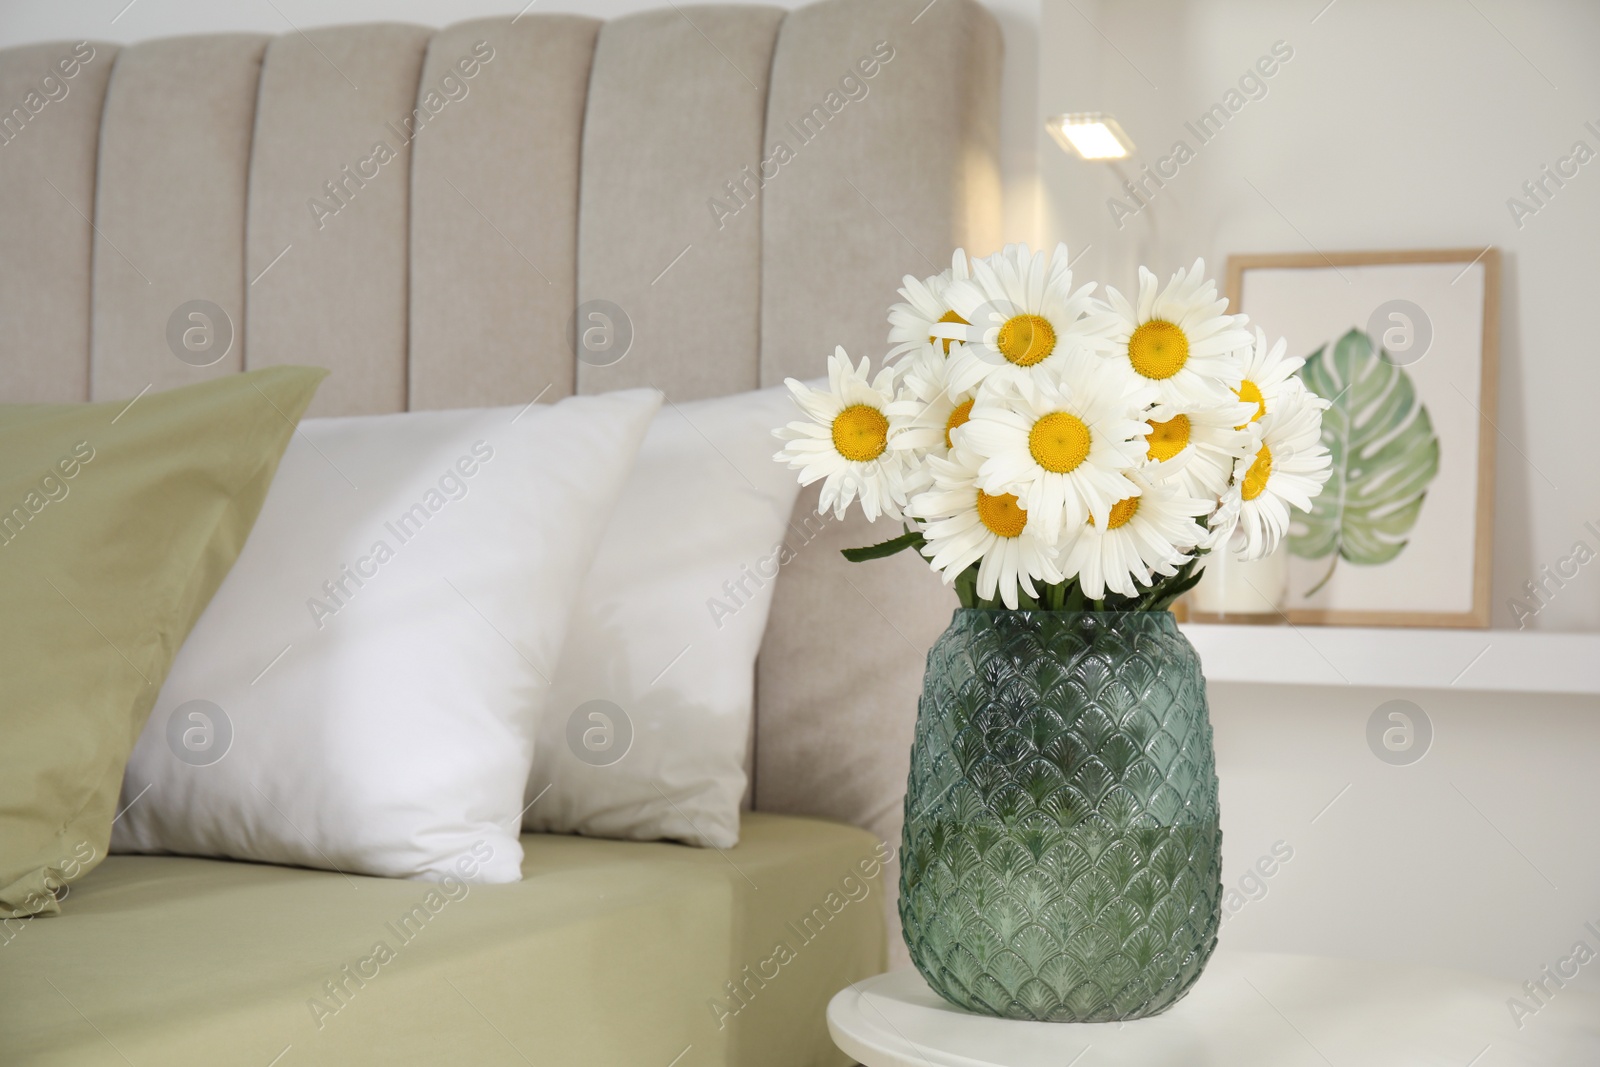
[1039, 0, 1600, 634]
[1039, 0, 1600, 985]
[1211, 680, 1600, 984]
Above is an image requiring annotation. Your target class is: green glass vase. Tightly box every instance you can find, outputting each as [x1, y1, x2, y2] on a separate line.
[899, 609, 1222, 1022]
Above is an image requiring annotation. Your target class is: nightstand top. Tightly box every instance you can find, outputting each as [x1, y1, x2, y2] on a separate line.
[828, 949, 1600, 1066]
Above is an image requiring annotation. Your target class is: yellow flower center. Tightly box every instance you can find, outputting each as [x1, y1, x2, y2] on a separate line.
[1128, 319, 1189, 380]
[1028, 411, 1092, 474]
[997, 314, 1057, 367]
[1146, 413, 1191, 462]
[929, 310, 969, 356]
[944, 398, 974, 449]
[1242, 443, 1273, 500]
[976, 490, 1027, 538]
[831, 404, 888, 462]
[1089, 496, 1140, 530]
[1236, 379, 1266, 425]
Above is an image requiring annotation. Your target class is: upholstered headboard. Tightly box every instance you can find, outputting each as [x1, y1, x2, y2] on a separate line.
[0, 0, 1000, 885]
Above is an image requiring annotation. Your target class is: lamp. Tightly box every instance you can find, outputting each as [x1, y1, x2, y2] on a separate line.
[1046, 113, 1134, 160]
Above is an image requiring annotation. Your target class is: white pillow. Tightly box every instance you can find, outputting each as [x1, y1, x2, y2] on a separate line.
[113, 390, 662, 882]
[523, 386, 804, 849]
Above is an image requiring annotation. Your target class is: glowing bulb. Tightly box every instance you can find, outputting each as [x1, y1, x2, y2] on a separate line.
[1047, 113, 1135, 161]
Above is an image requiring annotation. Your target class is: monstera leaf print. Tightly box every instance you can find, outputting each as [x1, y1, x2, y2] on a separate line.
[1291, 327, 1440, 596]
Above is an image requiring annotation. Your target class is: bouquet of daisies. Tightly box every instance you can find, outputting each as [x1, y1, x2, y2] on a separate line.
[773, 243, 1334, 611]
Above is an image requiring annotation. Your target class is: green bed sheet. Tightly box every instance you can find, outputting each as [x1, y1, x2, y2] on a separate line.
[0, 813, 888, 1066]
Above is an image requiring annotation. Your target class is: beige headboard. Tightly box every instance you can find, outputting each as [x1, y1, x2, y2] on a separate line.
[0, 0, 1001, 871]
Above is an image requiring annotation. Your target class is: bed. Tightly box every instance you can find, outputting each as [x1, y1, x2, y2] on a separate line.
[0, 1, 1001, 1063]
[4, 815, 889, 1066]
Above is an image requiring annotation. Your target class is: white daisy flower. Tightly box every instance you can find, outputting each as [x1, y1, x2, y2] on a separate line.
[774, 347, 920, 522]
[1060, 472, 1212, 600]
[911, 449, 1063, 610]
[1143, 394, 1260, 501]
[957, 350, 1155, 538]
[1233, 327, 1306, 427]
[886, 249, 972, 362]
[885, 341, 978, 458]
[1197, 478, 1243, 553]
[935, 242, 1114, 395]
[1102, 258, 1252, 408]
[1230, 380, 1333, 560]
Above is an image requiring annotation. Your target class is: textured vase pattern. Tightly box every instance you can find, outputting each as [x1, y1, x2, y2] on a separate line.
[900, 609, 1222, 1022]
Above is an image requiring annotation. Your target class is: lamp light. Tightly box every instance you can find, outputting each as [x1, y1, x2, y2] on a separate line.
[1046, 113, 1134, 160]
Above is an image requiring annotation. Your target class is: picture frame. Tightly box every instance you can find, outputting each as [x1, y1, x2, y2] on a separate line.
[1224, 248, 1500, 628]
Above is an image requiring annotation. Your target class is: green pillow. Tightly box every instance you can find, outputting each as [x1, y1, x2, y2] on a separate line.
[0, 366, 326, 917]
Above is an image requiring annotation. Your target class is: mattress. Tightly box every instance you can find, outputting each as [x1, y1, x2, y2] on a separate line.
[0, 813, 887, 1066]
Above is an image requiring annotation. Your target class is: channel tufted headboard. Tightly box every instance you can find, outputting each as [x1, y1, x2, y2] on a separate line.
[0, 0, 1001, 911]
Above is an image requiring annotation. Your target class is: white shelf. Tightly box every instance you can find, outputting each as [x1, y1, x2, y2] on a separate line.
[1179, 622, 1600, 696]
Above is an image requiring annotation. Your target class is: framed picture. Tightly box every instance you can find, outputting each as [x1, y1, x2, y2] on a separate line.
[1225, 248, 1500, 628]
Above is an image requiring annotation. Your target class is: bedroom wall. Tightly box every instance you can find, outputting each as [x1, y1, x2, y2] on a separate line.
[1038, 0, 1600, 635]
[1037, 0, 1600, 985]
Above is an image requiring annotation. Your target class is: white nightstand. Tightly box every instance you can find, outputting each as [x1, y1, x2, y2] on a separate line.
[828, 949, 1600, 1066]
